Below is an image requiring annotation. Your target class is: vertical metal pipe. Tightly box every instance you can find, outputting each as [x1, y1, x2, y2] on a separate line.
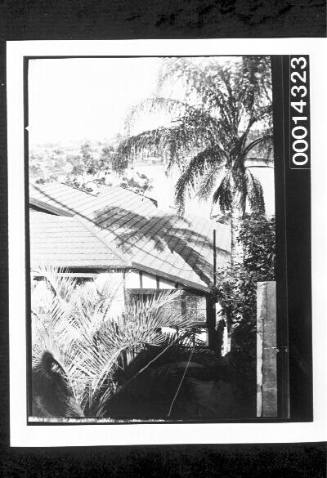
[213, 229, 217, 286]
[207, 229, 217, 350]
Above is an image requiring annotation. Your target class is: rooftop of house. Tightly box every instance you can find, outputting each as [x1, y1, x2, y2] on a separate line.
[30, 182, 231, 291]
[30, 210, 128, 270]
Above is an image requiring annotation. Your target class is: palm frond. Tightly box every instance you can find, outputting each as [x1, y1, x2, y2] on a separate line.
[31, 269, 126, 406]
[125, 96, 206, 131]
[196, 167, 219, 201]
[241, 57, 272, 106]
[98, 290, 190, 351]
[158, 58, 239, 115]
[75, 290, 192, 411]
[158, 58, 222, 106]
[31, 266, 78, 352]
[33, 264, 77, 301]
[115, 105, 221, 173]
[245, 169, 265, 215]
[243, 56, 272, 101]
[212, 173, 233, 215]
[244, 133, 274, 165]
[244, 133, 273, 156]
[175, 145, 227, 213]
[31, 269, 197, 416]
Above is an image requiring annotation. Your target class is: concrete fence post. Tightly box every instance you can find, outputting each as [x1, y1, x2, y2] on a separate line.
[256, 281, 277, 417]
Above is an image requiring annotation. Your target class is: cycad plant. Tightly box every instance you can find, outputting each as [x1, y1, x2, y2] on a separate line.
[31, 265, 194, 418]
[114, 56, 273, 263]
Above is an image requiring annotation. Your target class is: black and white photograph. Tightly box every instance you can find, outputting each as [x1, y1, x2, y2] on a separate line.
[6, 39, 325, 447]
[28, 54, 278, 423]
[1, 0, 326, 470]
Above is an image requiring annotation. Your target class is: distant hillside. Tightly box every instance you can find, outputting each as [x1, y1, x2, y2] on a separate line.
[29, 140, 154, 197]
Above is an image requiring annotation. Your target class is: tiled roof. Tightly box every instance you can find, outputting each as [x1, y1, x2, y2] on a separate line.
[30, 183, 157, 218]
[30, 211, 128, 270]
[29, 183, 231, 291]
[30, 183, 97, 216]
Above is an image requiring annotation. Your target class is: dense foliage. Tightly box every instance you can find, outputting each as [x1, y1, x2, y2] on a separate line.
[238, 214, 275, 278]
[215, 214, 275, 340]
[213, 214, 276, 412]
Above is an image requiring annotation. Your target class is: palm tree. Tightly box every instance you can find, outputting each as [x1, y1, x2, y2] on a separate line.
[114, 56, 273, 263]
[31, 265, 198, 418]
[31, 265, 244, 420]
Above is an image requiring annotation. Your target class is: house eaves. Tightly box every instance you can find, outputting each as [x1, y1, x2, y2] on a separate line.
[132, 260, 210, 294]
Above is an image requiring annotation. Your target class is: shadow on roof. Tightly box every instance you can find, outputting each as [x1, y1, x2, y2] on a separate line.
[93, 206, 216, 287]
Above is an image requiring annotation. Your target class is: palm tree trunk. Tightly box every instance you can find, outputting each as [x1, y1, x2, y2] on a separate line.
[230, 196, 244, 267]
[226, 199, 245, 353]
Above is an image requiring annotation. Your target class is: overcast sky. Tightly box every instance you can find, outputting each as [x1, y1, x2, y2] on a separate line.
[28, 57, 164, 145]
[28, 56, 244, 146]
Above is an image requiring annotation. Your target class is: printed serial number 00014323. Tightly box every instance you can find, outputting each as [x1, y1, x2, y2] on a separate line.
[290, 56, 310, 167]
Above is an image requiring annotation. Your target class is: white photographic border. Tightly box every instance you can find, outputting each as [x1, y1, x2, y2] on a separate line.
[7, 38, 327, 447]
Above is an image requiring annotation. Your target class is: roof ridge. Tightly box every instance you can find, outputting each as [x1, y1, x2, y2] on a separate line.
[57, 181, 99, 197]
[45, 181, 98, 197]
[30, 181, 98, 200]
[31, 183, 99, 218]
